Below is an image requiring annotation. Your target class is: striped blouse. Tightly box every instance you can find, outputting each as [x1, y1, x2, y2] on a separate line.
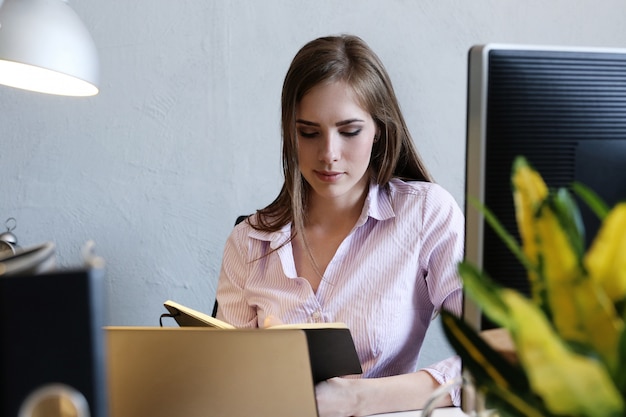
[216, 178, 464, 404]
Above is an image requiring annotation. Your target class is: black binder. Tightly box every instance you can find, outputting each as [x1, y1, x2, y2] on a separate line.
[0, 268, 107, 417]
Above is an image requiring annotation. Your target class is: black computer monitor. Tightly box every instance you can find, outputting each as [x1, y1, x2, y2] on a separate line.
[463, 44, 626, 331]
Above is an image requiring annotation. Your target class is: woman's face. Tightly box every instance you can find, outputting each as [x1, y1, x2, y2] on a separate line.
[295, 81, 377, 207]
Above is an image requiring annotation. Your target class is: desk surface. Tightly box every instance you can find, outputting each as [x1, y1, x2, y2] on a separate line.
[371, 407, 467, 417]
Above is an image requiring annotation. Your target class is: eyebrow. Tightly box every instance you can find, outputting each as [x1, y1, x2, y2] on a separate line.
[295, 118, 365, 127]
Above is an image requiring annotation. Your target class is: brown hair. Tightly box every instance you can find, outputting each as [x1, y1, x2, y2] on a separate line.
[251, 34, 432, 235]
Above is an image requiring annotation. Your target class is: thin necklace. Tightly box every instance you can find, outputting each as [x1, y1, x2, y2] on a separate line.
[300, 231, 325, 280]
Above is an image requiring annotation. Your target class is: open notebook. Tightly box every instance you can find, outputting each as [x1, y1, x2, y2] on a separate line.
[105, 326, 320, 417]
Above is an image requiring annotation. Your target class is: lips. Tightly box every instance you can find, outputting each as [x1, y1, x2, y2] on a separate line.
[314, 170, 343, 182]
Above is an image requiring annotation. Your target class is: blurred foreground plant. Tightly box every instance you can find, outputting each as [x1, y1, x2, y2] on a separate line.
[442, 156, 626, 417]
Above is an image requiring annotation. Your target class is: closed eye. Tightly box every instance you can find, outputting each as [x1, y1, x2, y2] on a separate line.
[298, 130, 318, 139]
[341, 129, 362, 137]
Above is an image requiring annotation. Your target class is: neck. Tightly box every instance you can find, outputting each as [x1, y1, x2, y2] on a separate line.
[306, 184, 369, 230]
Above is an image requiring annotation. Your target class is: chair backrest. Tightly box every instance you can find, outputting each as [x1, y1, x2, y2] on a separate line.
[211, 215, 250, 318]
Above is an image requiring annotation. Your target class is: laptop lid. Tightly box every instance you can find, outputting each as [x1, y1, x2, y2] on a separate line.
[105, 327, 319, 417]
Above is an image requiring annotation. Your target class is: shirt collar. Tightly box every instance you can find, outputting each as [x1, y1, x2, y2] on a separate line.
[248, 222, 291, 249]
[361, 179, 396, 223]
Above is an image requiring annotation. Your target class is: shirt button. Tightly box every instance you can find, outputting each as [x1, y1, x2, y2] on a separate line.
[311, 311, 321, 322]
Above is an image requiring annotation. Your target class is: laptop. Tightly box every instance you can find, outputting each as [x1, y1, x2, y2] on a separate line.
[105, 327, 319, 417]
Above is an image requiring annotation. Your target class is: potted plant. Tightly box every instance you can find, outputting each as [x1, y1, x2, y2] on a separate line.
[441, 156, 626, 417]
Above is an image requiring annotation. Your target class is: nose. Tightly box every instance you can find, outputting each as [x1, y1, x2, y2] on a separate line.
[319, 132, 339, 163]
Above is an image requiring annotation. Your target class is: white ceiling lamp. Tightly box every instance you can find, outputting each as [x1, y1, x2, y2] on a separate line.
[0, 0, 99, 97]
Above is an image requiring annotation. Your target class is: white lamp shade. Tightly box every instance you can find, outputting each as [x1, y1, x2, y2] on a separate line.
[0, 0, 99, 96]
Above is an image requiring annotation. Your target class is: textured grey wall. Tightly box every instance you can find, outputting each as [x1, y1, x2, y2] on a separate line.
[2, 0, 626, 367]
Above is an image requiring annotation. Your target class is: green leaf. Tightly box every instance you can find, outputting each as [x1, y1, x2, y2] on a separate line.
[468, 196, 537, 274]
[458, 261, 511, 328]
[549, 188, 586, 260]
[572, 181, 610, 220]
[440, 311, 553, 417]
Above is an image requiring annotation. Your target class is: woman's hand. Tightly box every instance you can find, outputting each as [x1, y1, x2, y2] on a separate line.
[315, 377, 357, 417]
[262, 314, 283, 328]
[314, 371, 454, 417]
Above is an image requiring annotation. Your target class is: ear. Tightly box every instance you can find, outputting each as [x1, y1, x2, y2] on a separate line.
[374, 122, 383, 142]
[374, 128, 381, 143]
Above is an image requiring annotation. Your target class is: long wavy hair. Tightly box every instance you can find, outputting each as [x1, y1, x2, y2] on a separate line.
[251, 34, 432, 237]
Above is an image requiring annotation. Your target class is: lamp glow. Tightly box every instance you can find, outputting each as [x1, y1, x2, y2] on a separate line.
[0, 0, 99, 96]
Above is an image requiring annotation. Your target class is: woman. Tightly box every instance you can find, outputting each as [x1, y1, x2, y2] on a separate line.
[216, 34, 463, 416]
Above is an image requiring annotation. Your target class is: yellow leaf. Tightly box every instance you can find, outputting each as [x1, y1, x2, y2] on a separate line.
[572, 278, 623, 372]
[534, 203, 585, 342]
[585, 203, 626, 303]
[502, 289, 624, 417]
[512, 157, 548, 302]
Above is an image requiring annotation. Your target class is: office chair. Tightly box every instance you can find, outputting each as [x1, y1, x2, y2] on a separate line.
[211, 214, 250, 317]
